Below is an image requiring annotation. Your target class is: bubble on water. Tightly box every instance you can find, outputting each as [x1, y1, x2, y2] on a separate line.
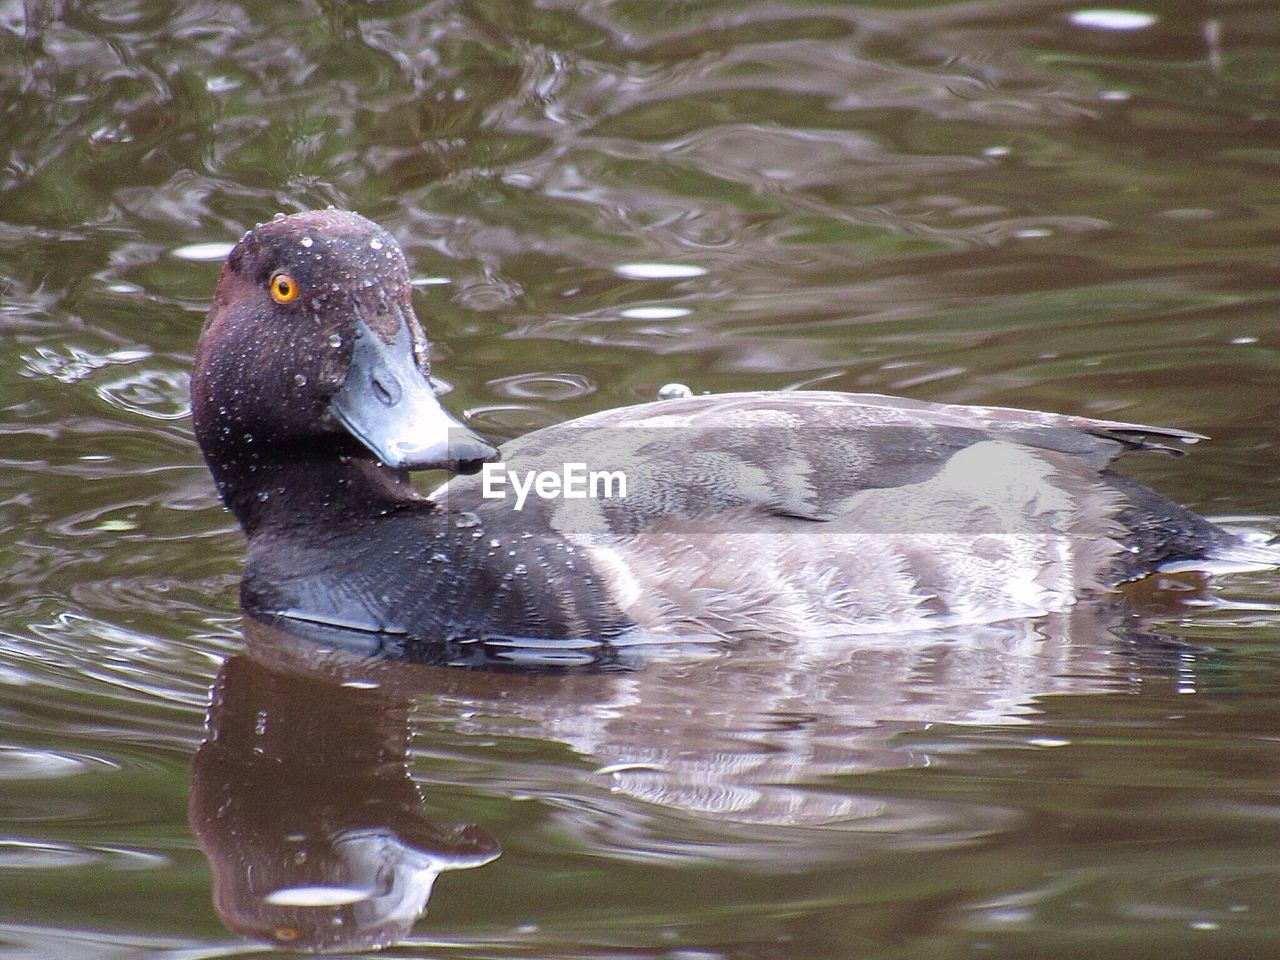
[96, 519, 137, 532]
[1068, 9, 1157, 31]
[620, 306, 691, 320]
[614, 262, 707, 280]
[171, 242, 234, 262]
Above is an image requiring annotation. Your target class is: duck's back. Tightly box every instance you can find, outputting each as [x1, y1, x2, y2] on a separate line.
[427, 391, 1248, 641]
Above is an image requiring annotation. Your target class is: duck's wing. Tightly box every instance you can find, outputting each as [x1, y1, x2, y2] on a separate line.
[435, 391, 1203, 530]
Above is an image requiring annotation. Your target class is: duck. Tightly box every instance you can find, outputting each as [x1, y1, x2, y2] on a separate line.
[191, 209, 1274, 659]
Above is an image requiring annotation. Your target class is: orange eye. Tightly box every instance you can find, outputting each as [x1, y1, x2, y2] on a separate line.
[270, 272, 299, 304]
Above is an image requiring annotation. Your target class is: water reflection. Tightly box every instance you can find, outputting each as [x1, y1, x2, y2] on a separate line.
[189, 621, 499, 953]
[192, 593, 1209, 951]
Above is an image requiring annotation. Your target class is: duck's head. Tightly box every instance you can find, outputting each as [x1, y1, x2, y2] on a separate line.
[192, 210, 498, 519]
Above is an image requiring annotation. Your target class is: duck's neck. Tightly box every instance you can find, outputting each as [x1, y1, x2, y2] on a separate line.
[207, 452, 430, 537]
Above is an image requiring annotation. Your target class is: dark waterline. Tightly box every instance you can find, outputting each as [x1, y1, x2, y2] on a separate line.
[5, 1, 1280, 956]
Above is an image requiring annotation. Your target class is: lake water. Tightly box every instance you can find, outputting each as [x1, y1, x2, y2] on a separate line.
[6, 1, 1280, 956]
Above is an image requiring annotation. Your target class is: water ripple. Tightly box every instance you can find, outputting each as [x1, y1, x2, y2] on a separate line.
[0, 746, 117, 781]
[96, 368, 192, 421]
[20, 345, 151, 385]
[487, 372, 597, 401]
[0, 839, 168, 872]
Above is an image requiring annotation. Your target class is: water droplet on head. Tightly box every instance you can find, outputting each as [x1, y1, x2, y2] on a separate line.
[328, 333, 343, 348]
[300, 236, 313, 248]
[658, 382, 693, 400]
[512, 563, 528, 575]
[273, 212, 287, 221]
[256, 490, 270, 502]
[294, 373, 308, 387]
[369, 238, 383, 250]
[454, 511, 481, 529]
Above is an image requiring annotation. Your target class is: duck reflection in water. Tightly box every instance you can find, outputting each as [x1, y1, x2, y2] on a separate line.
[188, 616, 499, 953]
[191, 592, 1208, 953]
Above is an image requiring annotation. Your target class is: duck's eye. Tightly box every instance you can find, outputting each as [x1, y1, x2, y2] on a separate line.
[270, 272, 299, 304]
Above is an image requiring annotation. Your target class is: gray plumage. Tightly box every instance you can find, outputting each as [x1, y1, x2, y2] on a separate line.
[432, 391, 1256, 643]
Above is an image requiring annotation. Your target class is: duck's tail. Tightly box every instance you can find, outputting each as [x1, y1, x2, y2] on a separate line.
[1158, 521, 1280, 575]
[1103, 471, 1280, 581]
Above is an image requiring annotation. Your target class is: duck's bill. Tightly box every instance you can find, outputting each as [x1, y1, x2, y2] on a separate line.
[330, 315, 499, 474]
